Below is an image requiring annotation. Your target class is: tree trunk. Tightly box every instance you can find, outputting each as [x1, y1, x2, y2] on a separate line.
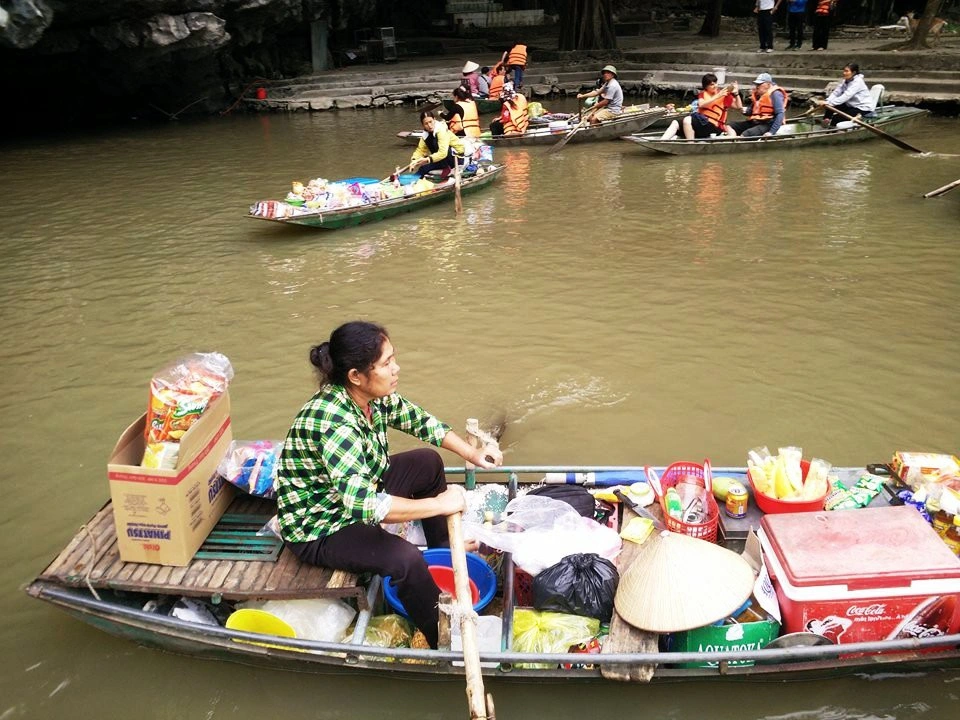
[698, 0, 724, 37]
[558, 0, 618, 51]
[902, 0, 945, 49]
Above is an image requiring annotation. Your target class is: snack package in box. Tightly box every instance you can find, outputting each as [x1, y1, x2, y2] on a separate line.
[891, 452, 960, 489]
[143, 352, 233, 469]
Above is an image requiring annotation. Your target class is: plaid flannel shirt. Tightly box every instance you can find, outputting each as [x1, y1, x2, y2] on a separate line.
[276, 384, 450, 543]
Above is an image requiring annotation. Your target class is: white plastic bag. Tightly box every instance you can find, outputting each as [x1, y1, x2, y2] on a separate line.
[463, 495, 622, 576]
[239, 598, 356, 642]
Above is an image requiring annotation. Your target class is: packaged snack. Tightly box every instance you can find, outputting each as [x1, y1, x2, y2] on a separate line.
[145, 352, 233, 446]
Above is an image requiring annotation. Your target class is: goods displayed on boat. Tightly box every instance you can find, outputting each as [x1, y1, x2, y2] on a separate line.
[25, 356, 960, 679]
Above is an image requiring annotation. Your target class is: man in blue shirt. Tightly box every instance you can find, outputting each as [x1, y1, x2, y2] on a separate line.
[787, 0, 807, 49]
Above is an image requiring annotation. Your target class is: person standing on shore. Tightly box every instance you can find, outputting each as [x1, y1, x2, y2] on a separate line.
[786, 0, 807, 49]
[812, 0, 837, 50]
[506, 43, 528, 90]
[755, 0, 781, 52]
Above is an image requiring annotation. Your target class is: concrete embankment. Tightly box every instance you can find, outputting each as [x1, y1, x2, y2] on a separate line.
[246, 31, 960, 114]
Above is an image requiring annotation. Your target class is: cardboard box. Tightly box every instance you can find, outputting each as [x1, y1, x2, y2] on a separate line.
[670, 532, 781, 667]
[890, 452, 959, 488]
[671, 615, 780, 668]
[108, 391, 235, 566]
[759, 506, 960, 644]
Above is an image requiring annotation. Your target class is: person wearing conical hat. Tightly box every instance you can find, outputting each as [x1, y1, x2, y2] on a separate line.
[461, 60, 480, 98]
[576, 65, 623, 126]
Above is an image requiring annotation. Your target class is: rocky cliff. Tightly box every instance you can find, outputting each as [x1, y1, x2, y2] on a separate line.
[1, 0, 324, 127]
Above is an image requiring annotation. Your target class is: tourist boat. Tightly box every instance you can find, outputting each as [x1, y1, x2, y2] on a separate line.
[247, 165, 503, 230]
[398, 107, 668, 148]
[621, 106, 929, 156]
[25, 462, 960, 682]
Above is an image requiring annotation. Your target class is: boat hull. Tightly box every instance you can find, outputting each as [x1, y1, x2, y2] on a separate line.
[28, 581, 960, 682]
[248, 165, 503, 230]
[399, 108, 667, 148]
[622, 107, 929, 156]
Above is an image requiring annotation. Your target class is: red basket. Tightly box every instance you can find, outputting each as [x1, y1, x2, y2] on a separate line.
[644, 460, 720, 543]
[747, 459, 828, 513]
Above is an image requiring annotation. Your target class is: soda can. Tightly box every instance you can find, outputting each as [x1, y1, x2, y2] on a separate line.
[725, 482, 748, 519]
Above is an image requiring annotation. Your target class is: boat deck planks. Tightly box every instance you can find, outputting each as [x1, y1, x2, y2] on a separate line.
[38, 497, 368, 608]
[601, 504, 659, 682]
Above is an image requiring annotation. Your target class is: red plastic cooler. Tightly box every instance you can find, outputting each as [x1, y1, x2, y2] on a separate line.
[759, 505, 960, 644]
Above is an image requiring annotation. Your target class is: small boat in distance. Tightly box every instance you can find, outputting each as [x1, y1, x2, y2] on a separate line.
[247, 165, 504, 230]
[622, 106, 928, 156]
[399, 106, 668, 148]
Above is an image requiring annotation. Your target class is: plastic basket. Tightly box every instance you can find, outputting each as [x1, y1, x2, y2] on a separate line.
[645, 460, 720, 543]
[747, 459, 827, 513]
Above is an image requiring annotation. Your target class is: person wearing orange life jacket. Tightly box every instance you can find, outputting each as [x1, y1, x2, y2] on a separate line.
[730, 73, 788, 137]
[812, 0, 837, 50]
[442, 86, 481, 138]
[489, 83, 528, 136]
[506, 43, 527, 90]
[661, 73, 742, 140]
[487, 60, 507, 99]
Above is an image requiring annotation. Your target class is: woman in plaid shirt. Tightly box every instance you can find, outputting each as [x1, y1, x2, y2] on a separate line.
[276, 321, 502, 648]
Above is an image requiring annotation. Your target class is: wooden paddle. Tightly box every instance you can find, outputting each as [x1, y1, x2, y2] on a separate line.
[547, 105, 598, 154]
[824, 103, 925, 154]
[447, 510, 492, 719]
[382, 161, 415, 183]
[454, 155, 463, 214]
[924, 177, 960, 198]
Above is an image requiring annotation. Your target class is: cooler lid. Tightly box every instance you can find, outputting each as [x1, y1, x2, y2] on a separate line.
[760, 505, 960, 590]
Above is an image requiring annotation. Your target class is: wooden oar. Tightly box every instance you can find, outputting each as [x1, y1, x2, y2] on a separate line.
[382, 161, 415, 183]
[447, 510, 492, 719]
[547, 106, 597, 154]
[924, 177, 960, 198]
[824, 103, 925, 154]
[454, 156, 463, 214]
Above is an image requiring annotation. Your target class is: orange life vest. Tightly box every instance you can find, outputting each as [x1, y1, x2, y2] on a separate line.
[448, 99, 481, 138]
[750, 86, 789, 121]
[815, 0, 833, 16]
[488, 71, 505, 100]
[503, 93, 529, 135]
[697, 90, 730, 129]
[507, 45, 527, 67]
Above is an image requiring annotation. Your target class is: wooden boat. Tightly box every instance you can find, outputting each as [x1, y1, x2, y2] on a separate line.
[26, 463, 960, 682]
[398, 107, 668, 148]
[247, 165, 503, 230]
[622, 106, 929, 156]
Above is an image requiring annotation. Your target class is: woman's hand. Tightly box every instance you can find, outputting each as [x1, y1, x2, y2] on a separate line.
[469, 444, 503, 469]
[436, 485, 467, 516]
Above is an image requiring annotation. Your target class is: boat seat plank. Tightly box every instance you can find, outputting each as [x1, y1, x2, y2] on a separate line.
[37, 498, 366, 608]
[601, 504, 660, 683]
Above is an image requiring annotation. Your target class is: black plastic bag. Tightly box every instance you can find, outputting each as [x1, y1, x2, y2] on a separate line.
[532, 552, 619, 622]
[527, 484, 596, 518]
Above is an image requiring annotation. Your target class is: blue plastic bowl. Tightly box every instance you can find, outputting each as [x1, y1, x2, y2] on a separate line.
[383, 548, 497, 618]
[339, 176, 380, 185]
[397, 173, 420, 186]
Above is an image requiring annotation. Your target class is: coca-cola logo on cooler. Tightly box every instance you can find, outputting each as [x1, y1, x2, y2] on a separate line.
[846, 603, 887, 617]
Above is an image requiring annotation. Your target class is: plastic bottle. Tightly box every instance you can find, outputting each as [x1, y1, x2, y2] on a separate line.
[665, 487, 683, 519]
[543, 470, 648, 487]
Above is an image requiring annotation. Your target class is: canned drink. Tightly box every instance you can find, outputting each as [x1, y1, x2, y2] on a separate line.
[725, 482, 748, 519]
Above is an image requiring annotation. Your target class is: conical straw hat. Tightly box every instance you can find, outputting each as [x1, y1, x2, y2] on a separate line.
[614, 530, 755, 632]
[462, 60, 480, 74]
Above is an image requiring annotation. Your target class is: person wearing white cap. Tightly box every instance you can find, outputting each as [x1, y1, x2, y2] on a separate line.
[461, 61, 481, 98]
[730, 72, 788, 137]
[575, 65, 623, 126]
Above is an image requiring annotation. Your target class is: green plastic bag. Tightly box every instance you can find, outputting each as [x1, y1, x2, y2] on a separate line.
[512, 608, 600, 669]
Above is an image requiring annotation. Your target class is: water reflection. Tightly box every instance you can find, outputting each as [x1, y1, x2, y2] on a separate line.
[501, 150, 531, 210]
